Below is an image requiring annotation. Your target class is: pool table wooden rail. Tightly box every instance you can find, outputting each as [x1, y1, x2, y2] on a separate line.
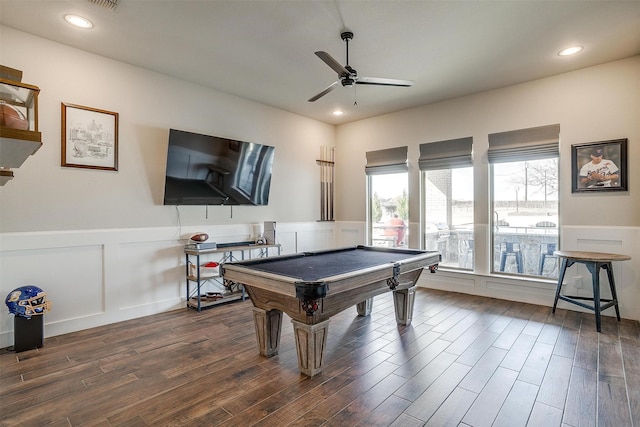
[222, 253, 436, 322]
[227, 267, 424, 324]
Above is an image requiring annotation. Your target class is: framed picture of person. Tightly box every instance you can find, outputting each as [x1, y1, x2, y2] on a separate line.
[571, 138, 627, 193]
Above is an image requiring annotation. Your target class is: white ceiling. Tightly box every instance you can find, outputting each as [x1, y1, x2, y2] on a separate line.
[1, 0, 639, 125]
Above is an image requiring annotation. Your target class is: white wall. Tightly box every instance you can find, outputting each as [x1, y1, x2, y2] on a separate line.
[0, 27, 339, 348]
[0, 26, 335, 232]
[336, 56, 639, 227]
[334, 56, 640, 321]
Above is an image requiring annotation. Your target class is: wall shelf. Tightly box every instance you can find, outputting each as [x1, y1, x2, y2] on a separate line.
[0, 72, 41, 185]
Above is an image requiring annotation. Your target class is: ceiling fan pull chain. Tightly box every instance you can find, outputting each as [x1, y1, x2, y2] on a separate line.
[354, 84, 358, 106]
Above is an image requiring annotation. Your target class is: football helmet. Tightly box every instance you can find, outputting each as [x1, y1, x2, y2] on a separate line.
[5, 285, 51, 318]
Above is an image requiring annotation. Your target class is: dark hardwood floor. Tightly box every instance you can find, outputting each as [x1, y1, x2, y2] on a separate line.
[1, 288, 638, 426]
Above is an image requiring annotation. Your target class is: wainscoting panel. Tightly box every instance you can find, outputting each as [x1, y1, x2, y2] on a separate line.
[117, 240, 185, 312]
[0, 222, 339, 348]
[1, 223, 636, 348]
[1, 244, 105, 319]
[418, 225, 639, 322]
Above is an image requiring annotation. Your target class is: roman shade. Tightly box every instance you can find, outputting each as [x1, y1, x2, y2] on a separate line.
[418, 137, 473, 170]
[488, 124, 560, 163]
[365, 146, 408, 175]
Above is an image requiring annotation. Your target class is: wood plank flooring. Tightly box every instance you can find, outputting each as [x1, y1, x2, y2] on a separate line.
[1, 288, 638, 426]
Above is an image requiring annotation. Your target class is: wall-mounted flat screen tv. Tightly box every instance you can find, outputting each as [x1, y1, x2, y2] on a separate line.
[163, 129, 275, 206]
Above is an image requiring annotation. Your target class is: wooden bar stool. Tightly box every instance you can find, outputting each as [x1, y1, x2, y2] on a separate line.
[552, 250, 631, 332]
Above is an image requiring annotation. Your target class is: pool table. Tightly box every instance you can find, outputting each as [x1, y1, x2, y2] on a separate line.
[221, 245, 440, 376]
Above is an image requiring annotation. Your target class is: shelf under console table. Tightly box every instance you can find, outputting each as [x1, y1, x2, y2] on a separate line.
[184, 243, 282, 311]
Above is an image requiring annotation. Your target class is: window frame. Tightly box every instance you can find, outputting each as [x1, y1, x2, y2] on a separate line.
[419, 137, 474, 270]
[365, 147, 409, 248]
[488, 125, 560, 278]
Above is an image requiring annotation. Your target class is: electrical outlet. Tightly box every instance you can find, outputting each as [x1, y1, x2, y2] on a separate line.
[572, 276, 583, 289]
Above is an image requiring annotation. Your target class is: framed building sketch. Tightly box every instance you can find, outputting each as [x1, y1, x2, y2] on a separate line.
[61, 103, 118, 171]
[571, 138, 627, 193]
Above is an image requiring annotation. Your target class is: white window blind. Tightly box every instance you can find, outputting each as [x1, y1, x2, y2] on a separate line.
[488, 124, 560, 163]
[418, 137, 473, 170]
[365, 146, 408, 175]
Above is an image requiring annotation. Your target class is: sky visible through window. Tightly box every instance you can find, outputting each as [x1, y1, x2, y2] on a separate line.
[371, 173, 407, 199]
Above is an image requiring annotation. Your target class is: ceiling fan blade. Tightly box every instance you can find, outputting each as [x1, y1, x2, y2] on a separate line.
[308, 81, 339, 102]
[356, 77, 414, 87]
[315, 51, 350, 76]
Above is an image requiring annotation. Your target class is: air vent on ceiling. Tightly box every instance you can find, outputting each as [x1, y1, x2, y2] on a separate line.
[85, 0, 119, 11]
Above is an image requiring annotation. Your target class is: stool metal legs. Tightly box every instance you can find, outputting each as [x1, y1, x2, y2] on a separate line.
[552, 259, 620, 332]
[587, 261, 603, 332]
[539, 243, 557, 276]
[553, 257, 569, 311]
[459, 239, 473, 269]
[603, 263, 621, 321]
[499, 242, 523, 273]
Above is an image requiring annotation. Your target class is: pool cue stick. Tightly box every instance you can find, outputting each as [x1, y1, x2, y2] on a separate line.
[330, 147, 334, 220]
[328, 147, 332, 220]
[320, 153, 324, 220]
[325, 146, 328, 220]
[326, 146, 329, 221]
[325, 147, 329, 221]
[320, 146, 325, 220]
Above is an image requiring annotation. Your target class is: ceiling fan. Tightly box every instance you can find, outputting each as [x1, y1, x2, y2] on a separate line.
[308, 31, 414, 102]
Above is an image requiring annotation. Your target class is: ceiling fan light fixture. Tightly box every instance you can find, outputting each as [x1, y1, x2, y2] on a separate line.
[558, 45, 583, 56]
[332, 110, 344, 116]
[341, 78, 355, 87]
[64, 14, 93, 29]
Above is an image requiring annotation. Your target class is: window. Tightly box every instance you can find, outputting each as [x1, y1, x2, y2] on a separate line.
[366, 147, 409, 248]
[420, 137, 474, 269]
[489, 125, 560, 278]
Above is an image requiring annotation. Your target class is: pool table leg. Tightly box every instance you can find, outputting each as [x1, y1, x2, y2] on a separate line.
[393, 284, 416, 326]
[291, 318, 330, 377]
[252, 307, 283, 357]
[356, 298, 374, 316]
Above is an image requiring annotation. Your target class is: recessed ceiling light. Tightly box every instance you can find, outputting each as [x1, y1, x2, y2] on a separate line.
[558, 46, 583, 56]
[332, 110, 344, 116]
[64, 14, 94, 29]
